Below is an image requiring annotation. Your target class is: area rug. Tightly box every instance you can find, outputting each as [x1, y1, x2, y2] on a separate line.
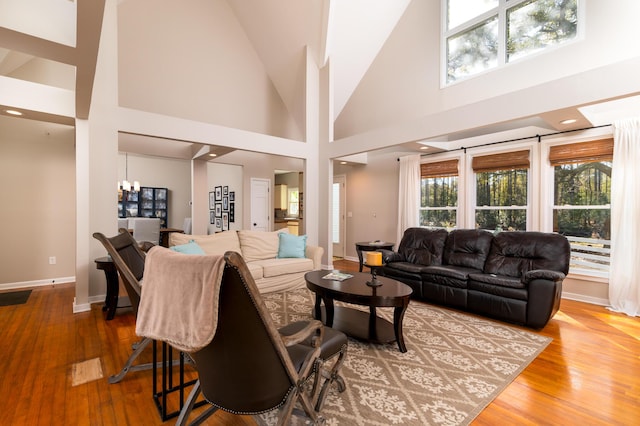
[0, 289, 32, 306]
[258, 288, 551, 425]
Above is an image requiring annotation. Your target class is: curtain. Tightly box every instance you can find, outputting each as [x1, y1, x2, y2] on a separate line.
[397, 155, 420, 245]
[609, 117, 640, 316]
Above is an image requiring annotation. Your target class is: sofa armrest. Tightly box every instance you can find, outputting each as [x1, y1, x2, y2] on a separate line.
[379, 249, 403, 263]
[306, 245, 324, 270]
[522, 269, 565, 285]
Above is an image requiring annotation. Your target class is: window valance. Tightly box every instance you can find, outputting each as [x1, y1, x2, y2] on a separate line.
[420, 159, 459, 178]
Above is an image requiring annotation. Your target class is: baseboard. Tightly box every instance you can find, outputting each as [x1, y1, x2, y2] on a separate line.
[0, 276, 75, 292]
[561, 292, 609, 307]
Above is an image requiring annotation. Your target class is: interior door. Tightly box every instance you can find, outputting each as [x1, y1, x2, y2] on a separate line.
[332, 175, 346, 258]
[250, 178, 270, 231]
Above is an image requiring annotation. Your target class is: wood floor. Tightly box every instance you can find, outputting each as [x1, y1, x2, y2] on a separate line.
[1, 259, 638, 425]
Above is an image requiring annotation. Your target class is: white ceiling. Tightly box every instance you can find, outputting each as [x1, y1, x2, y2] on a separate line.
[2, 0, 640, 159]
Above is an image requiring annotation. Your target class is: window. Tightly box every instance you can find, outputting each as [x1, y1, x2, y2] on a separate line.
[420, 159, 458, 229]
[473, 150, 529, 231]
[445, 0, 579, 83]
[550, 139, 612, 276]
[287, 188, 299, 216]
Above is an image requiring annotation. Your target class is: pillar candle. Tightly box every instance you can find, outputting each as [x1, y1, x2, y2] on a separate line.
[366, 251, 382, 266]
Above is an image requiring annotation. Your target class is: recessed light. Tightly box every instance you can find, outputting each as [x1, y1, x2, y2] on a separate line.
[208, 153, 217, 157]
[340, 161, 347, 165]
[5, 109, 23, 116]
[560, 118, 577, 125]
[420, 146, 429, 150]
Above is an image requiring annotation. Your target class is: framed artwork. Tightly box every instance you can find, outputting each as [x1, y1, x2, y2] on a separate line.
[223, 196, 229, 211]
[222, 212, 229, 231]
[215, 186, 222, 201]
[229, 202, 235, 222]
[215, 203, 222, 218]
[215, 218, 221, 229]
[229, 191, 235, 202]
[209, 191, 215, 209]
[223, 186, 229, 196]
[209, 210, 215, 224]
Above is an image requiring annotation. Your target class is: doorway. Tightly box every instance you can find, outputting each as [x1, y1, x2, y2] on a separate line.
[250, 178, 271, 231]
[332, 175, 346, 258]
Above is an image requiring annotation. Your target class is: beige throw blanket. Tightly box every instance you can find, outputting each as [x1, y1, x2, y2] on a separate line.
[135, 246, 225, 353]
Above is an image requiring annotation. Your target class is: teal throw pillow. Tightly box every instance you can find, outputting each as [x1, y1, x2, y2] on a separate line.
[277, 233, 307, 259]
[170, 240, 205, 255]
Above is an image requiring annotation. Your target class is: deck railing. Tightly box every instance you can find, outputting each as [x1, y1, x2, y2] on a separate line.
[566, 235, 610, 278]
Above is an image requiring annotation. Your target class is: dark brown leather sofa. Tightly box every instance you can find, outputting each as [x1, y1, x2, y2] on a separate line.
[380, 228, 570, 328]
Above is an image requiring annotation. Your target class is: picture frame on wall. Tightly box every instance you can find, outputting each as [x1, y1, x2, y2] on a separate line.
[223, 196, 228, 211]
[222, 212, 229, 231]
[215, 203, 222, 218]
[215, 217, 221, 229]
[215, 186, 222, 201]
[210, 210, 215, 224]
[209, 191, 215, 210]
[230, 202, 235, 222]
[223, 186, 229, 196]
[229, 191, 235, 202]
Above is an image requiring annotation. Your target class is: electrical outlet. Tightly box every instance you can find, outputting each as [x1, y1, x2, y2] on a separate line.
[49, 256, 56, 265]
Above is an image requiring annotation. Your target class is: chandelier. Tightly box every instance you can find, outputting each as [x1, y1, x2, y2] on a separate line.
[118, 153, 140, 192]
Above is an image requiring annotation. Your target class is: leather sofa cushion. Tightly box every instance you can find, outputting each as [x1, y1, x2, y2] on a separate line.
[422, 265, 480, 281]
[397, 227, 448, 266]
[443, 229, 493, 270]
[483, 231, 571, 277]
[468, 277, 528, 301]
[384, 261, 432, 275]
[468, 272, 524, 289]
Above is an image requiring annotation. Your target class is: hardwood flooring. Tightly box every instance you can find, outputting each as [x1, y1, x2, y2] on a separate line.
[0, 259, 638, 425]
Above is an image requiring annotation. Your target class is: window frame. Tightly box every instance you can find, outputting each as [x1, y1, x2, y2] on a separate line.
[442, 0, 582, 86]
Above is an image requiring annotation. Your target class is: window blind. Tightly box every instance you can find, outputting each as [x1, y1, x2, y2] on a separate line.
[549, 138, 613, 166]
[420, 159, 459, 178]
[472, 150, 530, 173]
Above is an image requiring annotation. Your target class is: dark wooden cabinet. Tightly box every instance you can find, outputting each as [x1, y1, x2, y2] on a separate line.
[118, 187, 169, 228]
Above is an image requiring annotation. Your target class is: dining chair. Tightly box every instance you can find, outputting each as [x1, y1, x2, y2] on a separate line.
[131, 217, 161, 245]
[138, 249, 325, 425]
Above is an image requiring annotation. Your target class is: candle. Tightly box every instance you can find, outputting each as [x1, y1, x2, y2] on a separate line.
[366, 251, 382, 266]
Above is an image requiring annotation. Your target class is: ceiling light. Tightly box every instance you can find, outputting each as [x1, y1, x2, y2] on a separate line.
[209, 153, 217, 157]
[420, 146, 429, 150]
[5, 109, 22, 116]
[560, 118, 577, 125]
[340, 161, 347, 165]
[118, 153, 141, 193]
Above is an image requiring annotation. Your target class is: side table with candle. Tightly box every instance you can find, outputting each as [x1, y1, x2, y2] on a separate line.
[355, 241, 394, 272]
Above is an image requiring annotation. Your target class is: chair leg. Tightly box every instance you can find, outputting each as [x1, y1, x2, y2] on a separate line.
[175, 380, 219, 426]
[314, 344, 347, 412]
[109, 337, 153, 384]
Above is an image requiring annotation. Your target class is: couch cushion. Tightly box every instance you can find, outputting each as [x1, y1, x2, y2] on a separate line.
[397, 227, 448, 266]
[277, 233, 307, 258]
[169, 231, 241, 256]
[251, 258, 313, 278]
[245, 262, 264, 280]
[443, 229, 493, 270]
[483, 231, 571, 277]
[238, 229, 289, 262]
[468, 272, 524, 289]
[422, 265, 480, 287]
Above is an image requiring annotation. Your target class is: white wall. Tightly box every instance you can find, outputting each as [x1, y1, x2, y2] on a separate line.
[0, 116, 75, 287]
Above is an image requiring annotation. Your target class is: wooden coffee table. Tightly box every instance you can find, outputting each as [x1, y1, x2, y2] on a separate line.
[305, 270, 413, 352]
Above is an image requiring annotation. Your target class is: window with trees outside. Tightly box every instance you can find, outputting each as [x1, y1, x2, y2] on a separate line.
[473, 150, 529, 231]
[445, 0, 579, 83]
[551, 139, 612, 277]
[420, 159, 458, 229]
[288, 188, 299, 216]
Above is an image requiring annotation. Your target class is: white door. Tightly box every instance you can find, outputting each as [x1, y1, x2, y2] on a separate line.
[332, 175, 346, 258]
[250, 178, 270, 231]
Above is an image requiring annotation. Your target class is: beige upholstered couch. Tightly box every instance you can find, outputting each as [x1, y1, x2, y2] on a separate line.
[169, 229, 324, 293]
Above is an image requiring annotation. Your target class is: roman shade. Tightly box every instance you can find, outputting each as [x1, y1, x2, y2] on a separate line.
[549, 138, 613, 166]
[420, 159, 459, 178]
[472, 150, 530, 173]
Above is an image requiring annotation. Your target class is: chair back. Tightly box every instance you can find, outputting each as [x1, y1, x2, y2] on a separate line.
[117, 218, 129, 231]
[131, 217, 161, 245]
[93, 230, 146, 315]
[189, 251, 304, 414]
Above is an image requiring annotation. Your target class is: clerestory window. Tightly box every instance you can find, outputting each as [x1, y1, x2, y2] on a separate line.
[444, 0, 579, 84]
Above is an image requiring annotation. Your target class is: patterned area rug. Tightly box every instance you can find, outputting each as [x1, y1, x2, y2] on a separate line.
[259, 288, 551, 426]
